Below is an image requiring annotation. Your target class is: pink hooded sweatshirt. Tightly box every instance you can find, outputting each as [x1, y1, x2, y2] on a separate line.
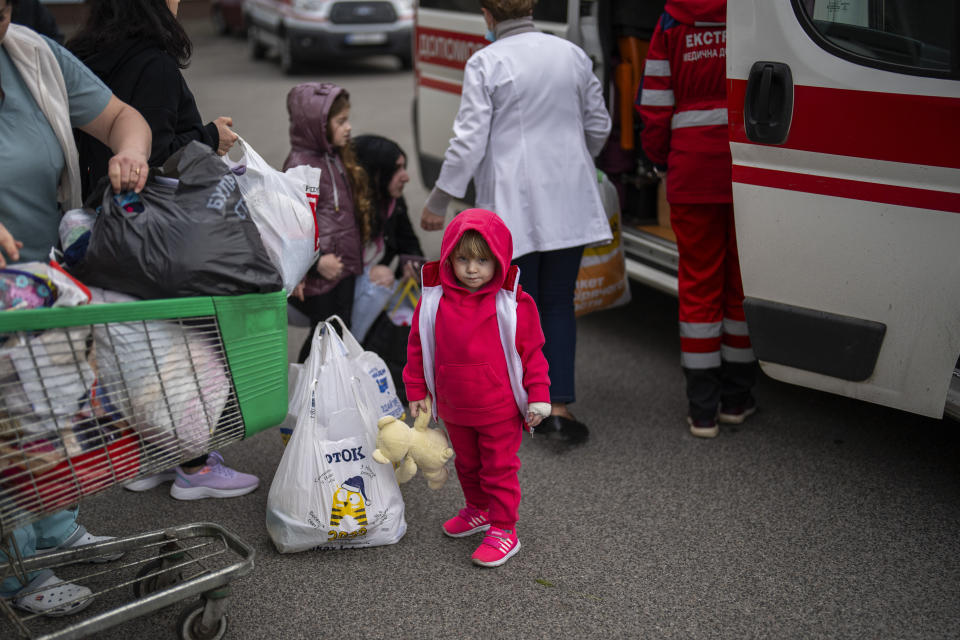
[403, 209, 550, 427]
[283, 82, 363, 296]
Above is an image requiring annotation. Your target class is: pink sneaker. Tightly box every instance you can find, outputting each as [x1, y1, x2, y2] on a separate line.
[471, 527, 520, 567]
[442, 507, 491, 538]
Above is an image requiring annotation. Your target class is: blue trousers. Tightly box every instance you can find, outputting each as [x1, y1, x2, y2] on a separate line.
[1, 507, 79, 595]
[512, 246, 584, 404]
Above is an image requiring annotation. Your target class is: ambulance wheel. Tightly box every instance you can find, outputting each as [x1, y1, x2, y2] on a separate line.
[177, 600, 228, 640]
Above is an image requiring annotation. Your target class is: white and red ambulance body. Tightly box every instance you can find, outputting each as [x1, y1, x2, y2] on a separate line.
[412, 0, 960, 420]
[727, 0, 959, 419]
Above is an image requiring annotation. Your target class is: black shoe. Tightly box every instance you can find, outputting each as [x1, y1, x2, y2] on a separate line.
[718, 397, 757, 425]
[537, 415, 589, 444]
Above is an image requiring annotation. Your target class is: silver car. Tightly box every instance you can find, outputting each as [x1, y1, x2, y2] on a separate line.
[245, 0, 414, 73]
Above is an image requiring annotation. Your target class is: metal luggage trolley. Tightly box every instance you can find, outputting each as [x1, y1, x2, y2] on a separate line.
[0, 291, 288, 639]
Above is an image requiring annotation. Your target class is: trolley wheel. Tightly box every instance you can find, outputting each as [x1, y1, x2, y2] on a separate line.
[177, 600, 229, 640]
[133, 559, 182, 598]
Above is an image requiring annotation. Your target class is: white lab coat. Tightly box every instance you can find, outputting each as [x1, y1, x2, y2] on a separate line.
[435, 31, 613, 258]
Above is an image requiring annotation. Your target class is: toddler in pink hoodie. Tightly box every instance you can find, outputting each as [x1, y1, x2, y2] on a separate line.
[404, 209, 551, 567]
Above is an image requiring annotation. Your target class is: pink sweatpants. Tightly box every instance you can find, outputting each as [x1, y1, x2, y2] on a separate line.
[444, 416, 524, 530]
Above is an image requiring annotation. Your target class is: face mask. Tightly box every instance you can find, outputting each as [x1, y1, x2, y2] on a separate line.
[484, 29, 496, 42]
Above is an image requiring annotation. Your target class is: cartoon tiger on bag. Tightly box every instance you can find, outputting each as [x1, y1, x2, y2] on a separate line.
[330, 475, 370, 526]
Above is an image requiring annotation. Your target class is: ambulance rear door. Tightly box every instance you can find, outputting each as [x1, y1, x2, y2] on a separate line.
[727, 0, 960, 417]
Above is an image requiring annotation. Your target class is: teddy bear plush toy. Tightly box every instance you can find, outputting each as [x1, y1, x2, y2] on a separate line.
[372, 398, 453, 489]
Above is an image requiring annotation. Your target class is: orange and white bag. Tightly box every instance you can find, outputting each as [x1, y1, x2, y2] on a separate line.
[574, 171, 631, 316]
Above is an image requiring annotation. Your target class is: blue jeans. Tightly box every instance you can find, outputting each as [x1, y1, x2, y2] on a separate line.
[513, 246, 584, 404]
[1, 507, 79, 596]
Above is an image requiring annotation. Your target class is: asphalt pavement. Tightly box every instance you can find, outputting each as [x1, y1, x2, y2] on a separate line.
[14, 281, 958, 640]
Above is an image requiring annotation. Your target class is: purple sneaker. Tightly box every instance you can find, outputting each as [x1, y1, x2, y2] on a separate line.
[169, 452, 259, 500]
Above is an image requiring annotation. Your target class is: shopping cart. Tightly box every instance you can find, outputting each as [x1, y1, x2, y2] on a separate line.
[0, 291, 288, 639]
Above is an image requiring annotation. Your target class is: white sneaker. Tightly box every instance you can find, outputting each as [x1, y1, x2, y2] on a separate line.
[13, 573, 93, 617]
[123, 470, 177, 492]
[36, 526, 124, 563]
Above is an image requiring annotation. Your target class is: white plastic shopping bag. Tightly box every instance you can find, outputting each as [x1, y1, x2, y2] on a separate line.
[326, 316, 404, 420]
[277, 314, 403, 446]
[223, 136, 320, 293]
[266, 322, 406, 552]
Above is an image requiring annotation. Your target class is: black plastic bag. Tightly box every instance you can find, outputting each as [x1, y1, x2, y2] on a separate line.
[75, 141, 282, 299]
[362, 311, 411, 405]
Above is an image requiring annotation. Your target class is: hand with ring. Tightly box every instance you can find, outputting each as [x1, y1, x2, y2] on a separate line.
[107, 149, 149, 193]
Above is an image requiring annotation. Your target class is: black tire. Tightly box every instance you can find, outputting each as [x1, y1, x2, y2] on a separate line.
[248, 26, 267, 60]
[211, 7, 229, 36]
[177, 600, 228, 640]
[398, 53, 413, 70]
[133, 559, 182, 598]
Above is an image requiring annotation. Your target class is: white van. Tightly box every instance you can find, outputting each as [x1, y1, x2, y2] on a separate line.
[412, 0, 960, 420]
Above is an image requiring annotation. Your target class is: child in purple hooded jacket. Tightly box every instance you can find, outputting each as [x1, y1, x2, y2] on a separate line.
[283, 82, 374, 361]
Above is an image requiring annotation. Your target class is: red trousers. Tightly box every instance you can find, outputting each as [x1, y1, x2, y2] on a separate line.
[444, 416, 524, 530]
[670, 202, 754, 370]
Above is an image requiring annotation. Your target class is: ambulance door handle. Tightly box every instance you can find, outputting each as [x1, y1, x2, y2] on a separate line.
[744, 61, 794, 145]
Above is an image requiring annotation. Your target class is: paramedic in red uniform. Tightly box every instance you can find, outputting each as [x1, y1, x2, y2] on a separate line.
[636, 0, 757, 437]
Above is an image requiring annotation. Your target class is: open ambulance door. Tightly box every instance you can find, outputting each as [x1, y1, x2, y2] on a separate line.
[727, 0, 960, 418]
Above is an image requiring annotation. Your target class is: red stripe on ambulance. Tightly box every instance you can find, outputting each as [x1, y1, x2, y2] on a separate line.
[728, 80, 960, 170]
[732, 165, 960, 214]
[418, 75, 462, 95]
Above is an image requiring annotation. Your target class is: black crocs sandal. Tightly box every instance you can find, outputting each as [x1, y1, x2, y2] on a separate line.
[536, 415, 589, 444]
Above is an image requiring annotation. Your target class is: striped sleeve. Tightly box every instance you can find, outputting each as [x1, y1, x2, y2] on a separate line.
[635, 14, 673, 167]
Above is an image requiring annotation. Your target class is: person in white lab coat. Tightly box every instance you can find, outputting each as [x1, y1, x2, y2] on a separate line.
[421, 0, 612, 443]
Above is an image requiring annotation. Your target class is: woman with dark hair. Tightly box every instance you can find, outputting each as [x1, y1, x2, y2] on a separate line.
[350, 135, 424, 390]
[67, 0, 255, 499]
[68, 0, 238, 200]
[353, 134, 424, 288]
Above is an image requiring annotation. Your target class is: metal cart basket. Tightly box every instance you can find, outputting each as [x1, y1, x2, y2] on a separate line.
[0, 291, 288, 639]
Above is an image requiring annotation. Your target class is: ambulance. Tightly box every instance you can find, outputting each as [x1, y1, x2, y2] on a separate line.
[411, 0, 960, 421]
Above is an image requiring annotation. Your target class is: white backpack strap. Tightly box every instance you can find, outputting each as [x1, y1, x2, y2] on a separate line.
[496, 267, 528, 415]
[418, 283, 442, 420]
